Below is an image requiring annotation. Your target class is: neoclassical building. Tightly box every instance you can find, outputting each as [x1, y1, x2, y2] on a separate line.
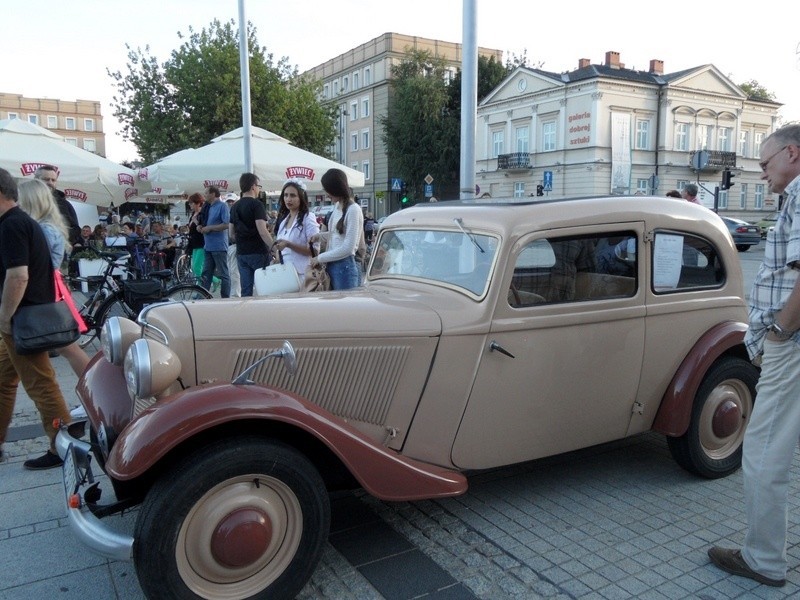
[475, 51, 783, 218]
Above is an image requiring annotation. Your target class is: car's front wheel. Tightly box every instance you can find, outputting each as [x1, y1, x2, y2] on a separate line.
[133, 437, 330, 600]
[736, 244, 751, 252]
[667, 356, 758, 478]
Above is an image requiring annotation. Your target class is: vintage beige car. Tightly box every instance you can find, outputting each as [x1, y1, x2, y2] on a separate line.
[55, 196, 758, 599]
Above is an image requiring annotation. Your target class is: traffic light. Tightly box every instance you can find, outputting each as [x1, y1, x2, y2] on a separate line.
[721, 169, 736, 191]
[400, 183, 409, 206]
[536, 184, 544, 196]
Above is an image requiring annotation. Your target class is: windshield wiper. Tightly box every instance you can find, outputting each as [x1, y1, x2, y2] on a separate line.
[453, 218, 485, 253]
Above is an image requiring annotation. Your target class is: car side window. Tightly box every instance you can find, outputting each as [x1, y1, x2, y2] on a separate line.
[509, 231, 637, 307]
[652, 232, 724, 292]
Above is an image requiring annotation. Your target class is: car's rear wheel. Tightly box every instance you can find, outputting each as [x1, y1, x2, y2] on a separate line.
[133, 437, 330, 600]
[667, 356, 758, 478]
[736, 245, 751, 252]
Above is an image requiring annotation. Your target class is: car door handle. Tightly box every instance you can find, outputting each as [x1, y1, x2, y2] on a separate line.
[489, 341, 515, 358]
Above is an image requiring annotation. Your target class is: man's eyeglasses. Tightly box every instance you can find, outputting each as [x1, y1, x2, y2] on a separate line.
[759, 146, 789, 172]
[255, 183, 263, 189]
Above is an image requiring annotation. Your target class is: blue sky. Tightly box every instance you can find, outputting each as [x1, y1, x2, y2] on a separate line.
[7, 1, 798, 161]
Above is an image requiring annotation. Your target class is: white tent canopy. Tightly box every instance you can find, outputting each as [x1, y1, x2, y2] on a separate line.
[0, 119, 141, 206]
[139, 127, 365, 195]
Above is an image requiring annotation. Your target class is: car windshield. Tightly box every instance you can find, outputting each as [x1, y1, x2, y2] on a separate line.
[369, 228, 499, 296]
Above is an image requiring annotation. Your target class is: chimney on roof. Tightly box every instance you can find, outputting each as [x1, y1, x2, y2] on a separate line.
[578, 58, 591, 69]
[605, 51, 623, 69]
[649, 59, 664, 75]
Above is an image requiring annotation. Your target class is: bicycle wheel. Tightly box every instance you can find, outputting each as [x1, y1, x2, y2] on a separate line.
[164, 283, 213, 301]
[173, 253, 195, 284]
[83, 292, 136, 347]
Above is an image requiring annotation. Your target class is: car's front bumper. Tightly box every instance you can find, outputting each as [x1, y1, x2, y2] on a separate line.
[54, 422, 134, 562]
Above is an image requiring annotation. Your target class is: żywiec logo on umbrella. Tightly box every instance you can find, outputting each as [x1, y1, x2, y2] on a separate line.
[285, 167, 314, 181]
[118, 173, 135, 186]
[203, 179, 229, 190]
[64, 188, 88, 202]
[20, 162, 60, 177]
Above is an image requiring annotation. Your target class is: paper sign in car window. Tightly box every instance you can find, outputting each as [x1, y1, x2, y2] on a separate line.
[653, 233, 683, 290]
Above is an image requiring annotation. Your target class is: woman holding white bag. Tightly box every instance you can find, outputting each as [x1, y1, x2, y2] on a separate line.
[272, 179, 319, 277]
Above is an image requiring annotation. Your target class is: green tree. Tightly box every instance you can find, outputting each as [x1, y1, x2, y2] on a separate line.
[739, 79, 776, 102]
[109, 19, 335, 164]
[382, 51, 519, 200]
[381, 50, 460, 202]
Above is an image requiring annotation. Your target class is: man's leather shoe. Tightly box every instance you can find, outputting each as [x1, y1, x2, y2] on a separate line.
[708, 547, 785, 587]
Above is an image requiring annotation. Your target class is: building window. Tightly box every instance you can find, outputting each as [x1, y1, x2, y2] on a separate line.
[350, 102, 358, 121]
[362, 129, 370, 149]
[675, 123, 689, 151]
[635, 119, 649, 150]
[351, 162, 359, 172]
[542, 121, 556, 151]
[83, 138, 97, 153]
[65, 117, 76, 130]
[754, 132, 765, 158]
[362, 161, 370, 181]
[47, 115, 58, 128]
[718, 190, 728, 209]
[84, 118, 95, 132]
[738, 183, 747, 209]
[343, 76, 349, 92]
[738, 130, 749, 157]
[28, 114, 39, 125]
[353, 72, 359, 90]
[362, 97, 370, 118]
[677, 179, 690, 192]
[364, 67, 371, 86]
[717, 127, 731, 152]
[323, 84, 329, 99]
[637, 179, 649, 194]
[515, 126, 529, 153]
[697, 125, 712, 150]
[514, 182, 525, 198]
[65, 137, 78, 146]
[754, 184, 765, 209]
[351, 132, 358, 152]
[491, 130, 504, 158]
[7, 112, 18, 120]
[333, 81, 339, 95]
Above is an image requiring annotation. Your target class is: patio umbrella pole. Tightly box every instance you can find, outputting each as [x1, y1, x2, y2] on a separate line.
[238, 0, 253, 173]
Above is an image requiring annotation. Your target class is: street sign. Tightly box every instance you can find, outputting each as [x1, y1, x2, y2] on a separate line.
[424, 184, 433, 197]
[391, 178, 402, 191]
[543, 170, 553, 191]
[424, 174, 434, 185]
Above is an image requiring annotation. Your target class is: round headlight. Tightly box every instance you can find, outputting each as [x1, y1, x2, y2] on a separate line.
[123, 339, 182, 399]
[102, 317, 141, 366]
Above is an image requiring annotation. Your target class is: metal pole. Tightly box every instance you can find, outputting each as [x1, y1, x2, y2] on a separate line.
[460, 0, 477, 199]
[238, 0, 253, 173]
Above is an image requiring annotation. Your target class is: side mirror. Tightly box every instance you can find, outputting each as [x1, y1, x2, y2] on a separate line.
[233, 340, 297, 385]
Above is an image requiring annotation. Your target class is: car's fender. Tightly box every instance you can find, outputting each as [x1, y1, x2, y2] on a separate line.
[105, 383, 467, 501]
[651, 321, 749, 437]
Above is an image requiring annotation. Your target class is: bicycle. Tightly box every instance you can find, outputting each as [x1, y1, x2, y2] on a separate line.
[73, 250, 213, 348]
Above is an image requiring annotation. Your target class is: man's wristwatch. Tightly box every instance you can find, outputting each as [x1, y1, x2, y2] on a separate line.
[768, 321, 796, 341]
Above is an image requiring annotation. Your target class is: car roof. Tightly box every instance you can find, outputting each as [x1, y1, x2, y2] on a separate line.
[382, 195, 732, 246]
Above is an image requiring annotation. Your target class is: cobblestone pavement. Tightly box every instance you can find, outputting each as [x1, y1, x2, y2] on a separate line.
[6, 241, 799, 599]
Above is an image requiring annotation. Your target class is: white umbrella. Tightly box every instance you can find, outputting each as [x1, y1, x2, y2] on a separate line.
[139, 126, 365, 194]
[0, 118, 141, 206]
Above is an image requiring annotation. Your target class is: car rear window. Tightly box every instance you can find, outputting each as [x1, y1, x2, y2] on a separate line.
[651, 231, 724, 292]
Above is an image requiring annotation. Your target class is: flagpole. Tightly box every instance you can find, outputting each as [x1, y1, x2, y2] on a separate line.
[460, 0, 477, 199]
[238, 0, 253, 173]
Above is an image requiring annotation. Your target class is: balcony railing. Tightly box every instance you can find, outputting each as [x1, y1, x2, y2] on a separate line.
[497, 152, 533, 170]
[689, 150, 737, 170]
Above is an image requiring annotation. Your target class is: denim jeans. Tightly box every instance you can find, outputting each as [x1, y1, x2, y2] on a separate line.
[326, 255, 360, 290]
[237, 253, 269, 297]
[201, 250, 230, 297]
[0, 333, 71, 452]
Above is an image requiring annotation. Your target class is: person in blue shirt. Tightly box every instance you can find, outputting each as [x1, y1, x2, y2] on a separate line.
[198, 185, 230, 297]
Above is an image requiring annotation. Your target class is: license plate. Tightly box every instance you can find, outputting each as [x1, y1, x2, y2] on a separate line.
[63, 444, 81, 499]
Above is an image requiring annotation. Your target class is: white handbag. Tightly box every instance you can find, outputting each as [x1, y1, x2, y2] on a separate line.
[254, 254, 301, 296]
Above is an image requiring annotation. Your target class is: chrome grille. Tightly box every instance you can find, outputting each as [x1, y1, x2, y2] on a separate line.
[233, 345, 410, 425]
[134, 396, 157, 416]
